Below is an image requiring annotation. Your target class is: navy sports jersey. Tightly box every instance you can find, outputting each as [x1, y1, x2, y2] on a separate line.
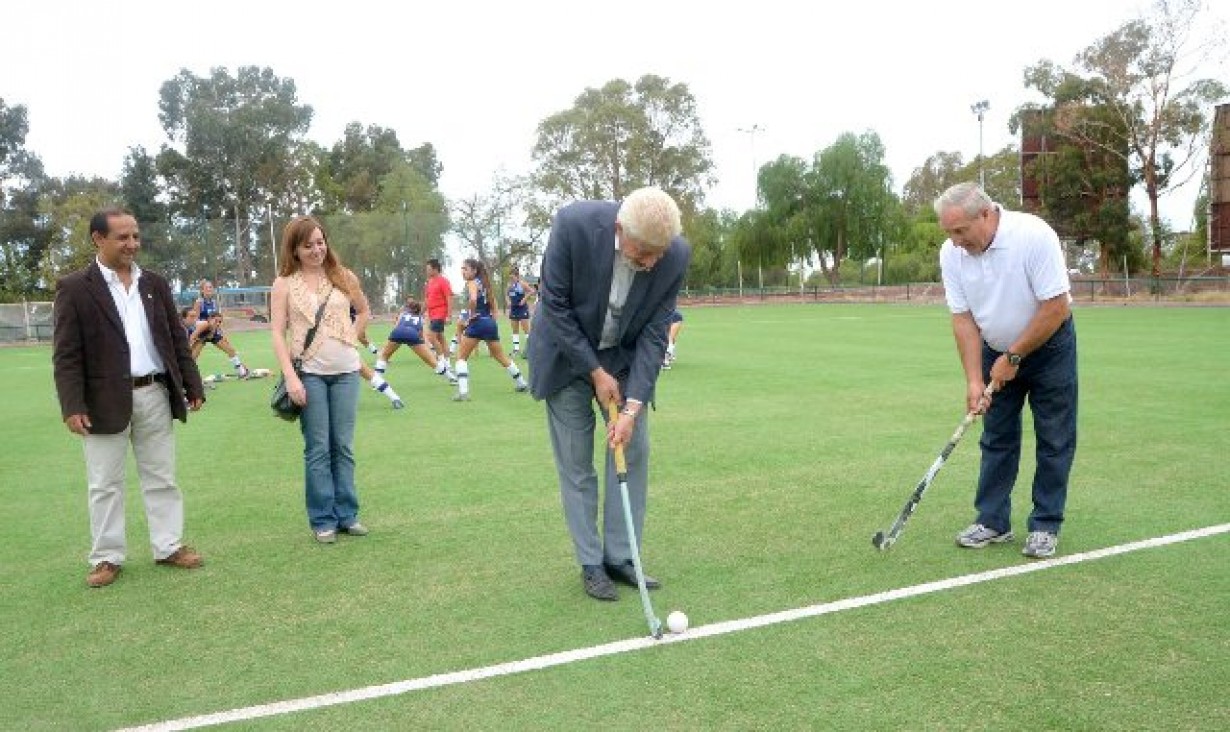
[508, 280, 530, 320]
[473, 277, 493, 318]
[197, 295, 224, 343]
[464, 278, 500, 341]
[669, 309, 684, 324]
[198, 296, 220, 320]
[389, 311, 426, 346]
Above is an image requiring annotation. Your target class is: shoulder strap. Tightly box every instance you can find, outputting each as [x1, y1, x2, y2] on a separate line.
[302, 287, 332, 353]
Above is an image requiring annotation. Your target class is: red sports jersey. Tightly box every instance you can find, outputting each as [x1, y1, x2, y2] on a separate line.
[424, 275, 453, 320]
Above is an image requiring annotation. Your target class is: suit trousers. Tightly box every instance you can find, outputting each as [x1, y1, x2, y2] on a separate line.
[82, 382, 185, 565]
[545, 378, 651, 567]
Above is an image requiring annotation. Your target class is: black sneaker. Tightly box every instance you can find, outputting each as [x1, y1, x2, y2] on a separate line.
[581, 565, 618, 601]
[604, 561, 661, 590]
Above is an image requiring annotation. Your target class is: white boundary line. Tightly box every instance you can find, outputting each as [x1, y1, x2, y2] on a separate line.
[119, 523, 1230, 732]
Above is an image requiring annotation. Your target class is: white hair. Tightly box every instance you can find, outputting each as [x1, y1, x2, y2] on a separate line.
[616, 187, 682, 252]
[934, 182, 993, 218]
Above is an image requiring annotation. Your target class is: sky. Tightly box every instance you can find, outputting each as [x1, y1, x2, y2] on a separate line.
[4, 0, 1228, 232]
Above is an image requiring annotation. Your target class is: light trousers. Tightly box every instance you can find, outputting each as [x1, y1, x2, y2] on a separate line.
[545, 378, 651, 567]
[82, 383, 185, 565]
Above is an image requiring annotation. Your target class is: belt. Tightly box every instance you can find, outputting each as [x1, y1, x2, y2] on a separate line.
[133, 373, 166, 388]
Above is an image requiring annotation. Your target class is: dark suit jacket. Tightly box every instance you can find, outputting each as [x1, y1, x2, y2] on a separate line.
[528, 200, 690, 404]
[53, 261, 205, 434]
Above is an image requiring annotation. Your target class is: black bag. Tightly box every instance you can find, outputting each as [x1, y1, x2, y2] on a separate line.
[270, 362, 302, 421]
[270, 289, 331, 421]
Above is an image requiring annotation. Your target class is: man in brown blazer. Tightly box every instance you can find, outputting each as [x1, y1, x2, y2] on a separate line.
[53, 207, 207, 588]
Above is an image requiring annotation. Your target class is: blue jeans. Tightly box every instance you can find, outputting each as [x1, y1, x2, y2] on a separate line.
[299, 371, 360, 532]
[975, 317, 1078, 534]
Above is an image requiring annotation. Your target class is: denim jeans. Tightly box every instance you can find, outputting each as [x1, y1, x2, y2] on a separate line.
[299, 371, 360, 532]
[975, 317, 1078, 534]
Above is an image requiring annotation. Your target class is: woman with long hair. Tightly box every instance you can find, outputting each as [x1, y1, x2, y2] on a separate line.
[270, 216, 371, 544]
[453, 257, 528, 401]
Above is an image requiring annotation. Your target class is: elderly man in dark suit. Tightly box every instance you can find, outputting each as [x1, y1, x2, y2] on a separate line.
[529, 187, 690, 601]
[53, 207, 207, 588]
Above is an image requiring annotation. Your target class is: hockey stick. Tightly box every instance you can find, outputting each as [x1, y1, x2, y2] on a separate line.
[607, 402, 664, 639]
[872, 382, 997, 551]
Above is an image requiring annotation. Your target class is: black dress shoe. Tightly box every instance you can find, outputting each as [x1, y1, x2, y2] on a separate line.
[604, 561, 661, 590]
[581, 565, 618, 601]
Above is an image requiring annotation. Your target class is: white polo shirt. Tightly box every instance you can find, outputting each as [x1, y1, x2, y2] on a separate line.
[940, 207, 1071, 352]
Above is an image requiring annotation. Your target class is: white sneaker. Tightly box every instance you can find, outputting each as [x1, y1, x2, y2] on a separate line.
[955, 523, 1014, 548]
[1022, 531, 1058, 558]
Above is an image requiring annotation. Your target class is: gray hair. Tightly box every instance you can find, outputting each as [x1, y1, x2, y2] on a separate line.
[617, 187, 682, 252]
[934, 182, 993, 218]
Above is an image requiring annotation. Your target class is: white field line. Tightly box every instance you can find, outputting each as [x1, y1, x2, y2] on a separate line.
[118, 523, 1230, 732]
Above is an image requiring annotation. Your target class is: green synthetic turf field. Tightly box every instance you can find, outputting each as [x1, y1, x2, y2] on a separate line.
[2, 303, 1227, 731]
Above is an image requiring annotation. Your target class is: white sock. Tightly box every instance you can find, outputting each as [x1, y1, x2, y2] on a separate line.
[666, 343, 676, 358]
[375, 359, 388, 374]
[368, 342, 379, 354]
[506, 363, 526, 387]
[456, 359, 469, 395]
[370, 374, 399, 402]
[230, 355, 242, 368]
[512, 335, 521, 351]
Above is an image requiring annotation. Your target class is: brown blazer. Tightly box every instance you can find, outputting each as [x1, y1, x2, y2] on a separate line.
[53, 261, 205, 434]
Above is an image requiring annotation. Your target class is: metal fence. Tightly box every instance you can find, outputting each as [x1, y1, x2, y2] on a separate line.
[0, 301, 54, 344]
[7, 276, 1228, 345]
[680, 277, 1230, 306]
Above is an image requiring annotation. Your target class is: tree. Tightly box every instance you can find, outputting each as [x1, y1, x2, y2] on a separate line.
[904, 147, 1022, 217]
[808, 132, 897, 285]
[371, 159, 449, 305]
[318, 123, 426, 214]
[156, 66, 313, 283]
[531, 75, 715, 215]
[1023, 0, 1228, 275]
[0, 97, 53, 300]
[120, 146, 166, 224]
[902, 151, 965, 216]
[1017, 106, 1134, 274]
[37, 176, 121, 287]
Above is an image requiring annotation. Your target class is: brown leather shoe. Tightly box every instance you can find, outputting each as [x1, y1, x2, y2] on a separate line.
[156, 546, 203, 569]
[87, 561, 121, 588]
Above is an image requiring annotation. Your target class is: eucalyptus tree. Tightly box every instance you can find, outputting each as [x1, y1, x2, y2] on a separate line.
[155, 66, 313, 283]
[37, 176, 121, 288]
[0, 97, 52, 299]
[309, 123, 449, 305]
[531, 74, 714, 215]
[1022, 0, 1228, 275]
[317, 124, 442, 214]
[902, 151, 966, 216]
[904, 147, 1022, 216]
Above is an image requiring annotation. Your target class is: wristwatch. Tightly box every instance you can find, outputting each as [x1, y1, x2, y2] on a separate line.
[1006, 351, 1022, 367]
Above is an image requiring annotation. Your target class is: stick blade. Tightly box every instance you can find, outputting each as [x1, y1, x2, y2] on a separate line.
[872, 531, 892, 551]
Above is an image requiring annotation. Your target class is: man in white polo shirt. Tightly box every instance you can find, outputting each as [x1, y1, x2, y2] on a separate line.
[936, 182, 1078, 559]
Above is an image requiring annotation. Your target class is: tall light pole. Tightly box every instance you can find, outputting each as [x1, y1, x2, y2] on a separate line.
[737, 124, 763, 208]
[970, 100, 990, 189]
[737, 124, 764, 292]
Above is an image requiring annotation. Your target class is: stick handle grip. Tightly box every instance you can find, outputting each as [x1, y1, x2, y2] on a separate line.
[607, 401, 628, 474]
